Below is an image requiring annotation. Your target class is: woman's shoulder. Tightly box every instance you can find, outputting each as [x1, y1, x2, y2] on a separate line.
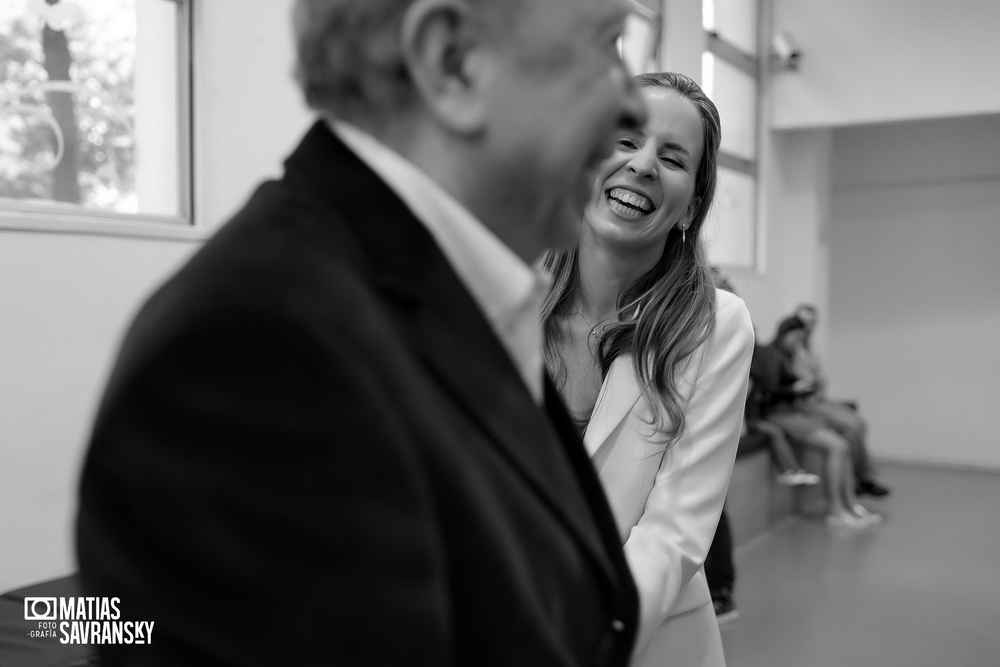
[712, 289, 754, 343]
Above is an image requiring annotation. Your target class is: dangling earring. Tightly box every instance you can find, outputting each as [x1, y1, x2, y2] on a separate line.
[682, 227, 687, 245]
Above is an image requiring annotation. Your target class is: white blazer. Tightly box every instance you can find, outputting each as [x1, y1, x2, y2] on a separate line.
[584, 290, 754, 666]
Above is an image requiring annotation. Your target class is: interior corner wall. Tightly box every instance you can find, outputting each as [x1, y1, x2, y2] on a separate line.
[0, 0, 309, 593]
[769, 0, 1000, 128]
[828, 115, 1000, 471]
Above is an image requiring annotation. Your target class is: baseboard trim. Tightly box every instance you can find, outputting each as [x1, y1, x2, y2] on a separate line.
[876, 456, 1000, 476]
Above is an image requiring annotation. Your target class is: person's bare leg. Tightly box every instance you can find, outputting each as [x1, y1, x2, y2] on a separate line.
[754, 419, 801, 472]
[811, 399, 877, 485]
[802, 429, 851, 517]
[842, 454, 882, 523]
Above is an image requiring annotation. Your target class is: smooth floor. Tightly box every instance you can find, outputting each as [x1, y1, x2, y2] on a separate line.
[720, 463, 1000, 667]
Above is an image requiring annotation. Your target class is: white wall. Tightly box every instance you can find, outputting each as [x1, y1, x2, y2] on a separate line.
[770, 0, 1000, 129]
[0, 234, 198, 592]
[827, 114, 1000, 471]
[726, 128, 831, 347]
[0, 0, 310, 592]
[192, 0, 311, 237]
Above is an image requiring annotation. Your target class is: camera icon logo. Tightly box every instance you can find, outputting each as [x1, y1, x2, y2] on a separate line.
[24, 597, 58, 621]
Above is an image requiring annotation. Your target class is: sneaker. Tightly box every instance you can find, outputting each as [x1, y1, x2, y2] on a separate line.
[713, 596, 740, 626]
[825, 512, 872, 529]
[776, 469, 799, 485]
[850, 504, 883, 525]
[777, 469, 821, 486]
[793, 469, 820, 485]
[856, 479, 891, 497]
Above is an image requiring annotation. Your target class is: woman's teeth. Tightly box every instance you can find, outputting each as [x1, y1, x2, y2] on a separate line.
[607, 187, 653, 218]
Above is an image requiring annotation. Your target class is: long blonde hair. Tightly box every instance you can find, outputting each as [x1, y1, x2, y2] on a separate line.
[542, 72, 722, 443]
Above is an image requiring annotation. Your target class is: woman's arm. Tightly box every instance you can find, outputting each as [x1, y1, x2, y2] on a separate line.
[623, 291, 754, 654]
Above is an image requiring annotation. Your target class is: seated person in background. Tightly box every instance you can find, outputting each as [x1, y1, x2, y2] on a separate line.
[792, 304, 890, 497]
[706, 271, 816, 489]
[745, 375, 820, 487]
[752, 317, 881, 528]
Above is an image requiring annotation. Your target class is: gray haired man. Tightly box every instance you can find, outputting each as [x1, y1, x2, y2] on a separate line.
[78, 1, 647, 665]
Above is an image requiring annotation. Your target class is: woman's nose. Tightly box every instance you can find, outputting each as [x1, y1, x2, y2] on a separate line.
[626, 144, 657, 180]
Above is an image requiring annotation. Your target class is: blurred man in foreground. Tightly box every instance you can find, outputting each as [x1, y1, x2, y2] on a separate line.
[77, 0, 648, 665]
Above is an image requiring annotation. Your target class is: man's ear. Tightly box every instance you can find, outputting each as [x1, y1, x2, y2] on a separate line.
[400, 0, 489, 135]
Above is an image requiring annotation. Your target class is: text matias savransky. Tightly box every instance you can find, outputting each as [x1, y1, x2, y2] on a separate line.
[24, 596, 155, 645]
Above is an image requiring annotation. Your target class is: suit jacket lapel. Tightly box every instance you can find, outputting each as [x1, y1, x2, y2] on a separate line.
[584, 356, 643, 461]
[282, 121, 618, 588]
[410, 270, 615, 581]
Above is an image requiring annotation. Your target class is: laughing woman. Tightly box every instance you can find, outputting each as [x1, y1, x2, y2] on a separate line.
[543, 72, 753, 666]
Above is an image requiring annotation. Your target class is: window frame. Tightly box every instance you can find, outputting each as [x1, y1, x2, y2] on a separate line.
[702, 0, 763, 270]
[0, 0, 198, 240]
[620, 0, 664, 76]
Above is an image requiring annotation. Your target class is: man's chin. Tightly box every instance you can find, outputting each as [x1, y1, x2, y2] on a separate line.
[543, 202, 585, 253]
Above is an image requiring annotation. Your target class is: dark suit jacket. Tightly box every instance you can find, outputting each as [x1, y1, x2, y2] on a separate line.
[77, 121, 638, 666]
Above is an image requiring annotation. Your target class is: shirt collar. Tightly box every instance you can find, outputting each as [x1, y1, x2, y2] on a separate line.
[328, 119, 548, 401]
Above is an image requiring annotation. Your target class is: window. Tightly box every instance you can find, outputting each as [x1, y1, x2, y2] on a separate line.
[0, 0, 191, 235]
[701, 0, 760, 269]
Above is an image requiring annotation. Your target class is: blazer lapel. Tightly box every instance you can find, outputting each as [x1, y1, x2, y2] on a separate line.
[282, 121, 618, 588]
[407, 245, 619, 590]
[584, 356, 643, 460]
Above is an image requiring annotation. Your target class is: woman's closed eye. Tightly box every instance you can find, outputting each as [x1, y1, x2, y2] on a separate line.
[659, 154, 688, 169]
[617, 135, 642, 151]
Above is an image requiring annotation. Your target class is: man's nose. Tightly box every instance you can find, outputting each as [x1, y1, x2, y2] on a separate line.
[617, 73, 648, 133]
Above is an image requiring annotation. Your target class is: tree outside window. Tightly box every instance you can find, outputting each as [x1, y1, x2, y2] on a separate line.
[0, 0, 189, 224]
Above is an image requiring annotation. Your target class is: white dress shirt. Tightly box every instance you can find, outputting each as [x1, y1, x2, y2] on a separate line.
[330, 120, 548, 404]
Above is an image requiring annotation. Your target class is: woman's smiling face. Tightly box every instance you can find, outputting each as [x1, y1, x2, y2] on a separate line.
[583, 86, 705, 256]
